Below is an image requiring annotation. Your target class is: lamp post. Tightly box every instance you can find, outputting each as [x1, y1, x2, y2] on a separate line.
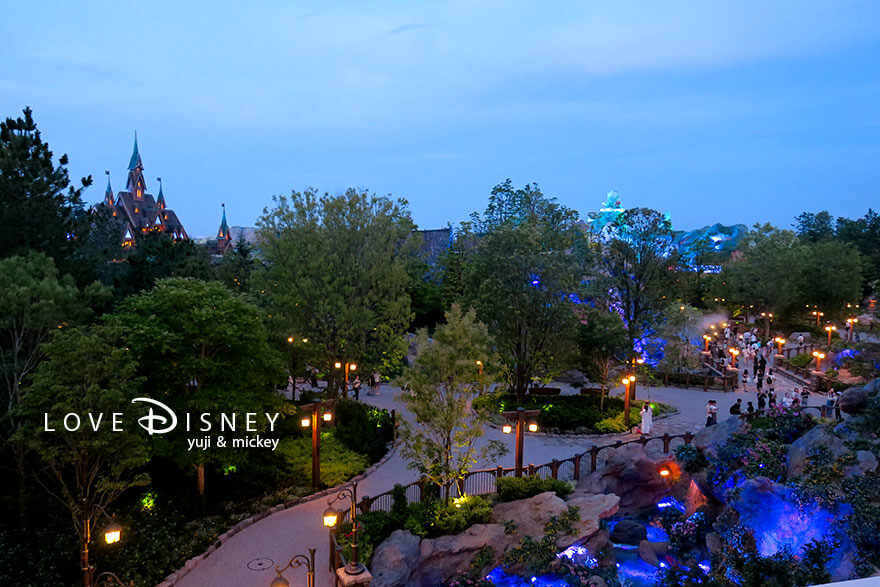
[621, 376, 634, 429]
[825, 325, 837, 346]
[299, 399, 335, 488]
[846, 318, 859, 342]
[334, 361, 358, 397]
[728, 348, 740, 369]
[81, 507, 129, 587]
[501, 407, 540, 477]
[323, 482, 365, 575]
[270, 548, 316, 587]
[812, 351, 826, 372]
[774, 337, 786, 355]
[812, 310, 824, 326]
[475, 360, 483, 377]
[703, 335, 711, 352]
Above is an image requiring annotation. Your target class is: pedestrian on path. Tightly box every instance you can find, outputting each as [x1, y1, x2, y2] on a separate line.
[800, 387, 809, 407]
[767, 370, 775, 395]
[640, 403, 653, 435]
[352, 375, 361, 401]
[706, 400, 718, 427]
[730, 398, 742, 415]
[768, 390, 777, 408]
[757, 391, 766, 413]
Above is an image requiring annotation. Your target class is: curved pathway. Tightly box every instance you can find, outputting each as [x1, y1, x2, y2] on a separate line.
[174, 375, 810, 587]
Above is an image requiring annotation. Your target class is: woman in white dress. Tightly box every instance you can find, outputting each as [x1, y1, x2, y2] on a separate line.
[640, 402, 654, 435]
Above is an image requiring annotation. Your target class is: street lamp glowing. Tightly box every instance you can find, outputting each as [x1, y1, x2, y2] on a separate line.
[349, 363, 357, 371]
[812, 351, 826, 371]
[528, 422, 538, 433]
[636, 358, 645, 365]
[703, 335, 711, 351]
[322, 506, 339, 528]
[302, 338, 308, 343]
[334, 361, 342, 369]
[502, 424, 512, 434]
[287, 336, 294, 343]
[774, 337, 786, 353]
[103, 519, 122, 544]
[301, 417, 311, 428]
[270, 575, 291, 587]
[825, 325, 837, 345]
[322, 412, 332, 422]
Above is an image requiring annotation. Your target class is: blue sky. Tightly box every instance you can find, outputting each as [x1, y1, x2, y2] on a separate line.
[2, 1, 879, 237]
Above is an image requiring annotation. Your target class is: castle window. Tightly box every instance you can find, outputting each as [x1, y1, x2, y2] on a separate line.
[134, 207, 139, 213]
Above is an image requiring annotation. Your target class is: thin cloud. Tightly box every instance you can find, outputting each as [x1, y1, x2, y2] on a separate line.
[381, 23, 432, 38]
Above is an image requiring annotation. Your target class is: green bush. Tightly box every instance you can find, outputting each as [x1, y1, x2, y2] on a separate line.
[790, 353, 813, 368]
[674, 444, 709, 473]
[473, 392, 669, 433]
[825, 367, 839, 379]
[496, 475, 574, 502]
[331, 398, 394, 462]
[278, 433, 369, 487]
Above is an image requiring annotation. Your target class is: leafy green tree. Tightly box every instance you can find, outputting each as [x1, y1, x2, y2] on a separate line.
[795, 211, 836, 242]
[657, 303, 703, 373]
[0, 253, 105, 525]
[13, 324, 149, 577]
[800, 240, 863, 318]
[577, 308, 629, 411]
[836, 209, 880, 292]
[0, 107, 92, 267]
[112, 278, 285, 495]
[116, 231, 213, 298]
[584, 207, 678, 364]
[215, 236, 256, 293]
[257, 188, 417, 394]
[68, 205, 127, 289]
[461, 180, 582, 401]
[397, 305, 505, 498]
[721, 224, 807, 336]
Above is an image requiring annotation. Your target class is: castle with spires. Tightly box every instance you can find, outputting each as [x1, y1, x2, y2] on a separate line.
[101, 134, 232, 255]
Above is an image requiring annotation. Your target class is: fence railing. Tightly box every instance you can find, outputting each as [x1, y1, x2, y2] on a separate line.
[353, 431, 694, 515]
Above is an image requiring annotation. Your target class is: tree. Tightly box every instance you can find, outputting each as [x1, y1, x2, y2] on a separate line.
[0, 253, 102, 526]
[112, 278, 285, 496]
[835, 209, 880, 292]
[585, 208, 678, 363]
[577, 308, 629, 412]
[461, 180, 582, 401]
[0, 107, 92, 267]
[794, 211, 835, 242]
[657, 303, 703, 373]
[116, 231, 213, 298]
[13, 324, 149, 584]
[397, 305, 505, 498]
[215, 236, 256, 292]
[800, 240, 863, 319]
[67, 205, 127, 289]
[721, 224, 807, 336]
[257, 188, 417, 393]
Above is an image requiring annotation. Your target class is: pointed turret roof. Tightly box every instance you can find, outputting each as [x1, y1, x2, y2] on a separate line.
[218, 203, 230, 240]
[128, 132, 142, 170]
[156, 178, 165, 209]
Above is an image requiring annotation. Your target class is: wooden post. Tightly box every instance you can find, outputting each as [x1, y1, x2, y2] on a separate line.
[528, 463, 535, 476]
[551, 459, 559, 479]
[590, 446, 599, 472]
[573, 455, 581, 480]
[684, 432, 693, 445]
[515, 409, 525, 477]
[496, 465, 504, 479]
[663, 433, 671, 453]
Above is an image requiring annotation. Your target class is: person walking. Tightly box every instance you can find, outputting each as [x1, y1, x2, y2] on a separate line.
[352, 375, 362, 401]
[800, 387, 810, 407]
[640, 403, 654, 435]
[834, 391, 842, 421]
[756, 373, 764, 394]
[766, 370, 775, 395]
[768, 390, 777, 408]
[370, 371, 381, 396]
[741, 370, 750, 392]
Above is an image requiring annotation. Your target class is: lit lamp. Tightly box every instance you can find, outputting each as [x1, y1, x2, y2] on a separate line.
[325, 482, 365, 575]
[812, 310, 824, 326]
[846, 318, 859, 342]
[287, 336, 294, 343]
[825, 325, 837, 345]
[476, 360, 483, 377]
[774, 337, 786, 355]
[270, 548, 316, 587]
[103, 519, 122, 545]
[501, 406, 541, 477]
[729, 348, 740, 369]
[703, 335, 711, 352]
[812, 351, 826, 372]
[323, 506, 339, 529]
[299, 399, 335, 488]
[334, 361, 357, 395]
[622, 376, 633, 429]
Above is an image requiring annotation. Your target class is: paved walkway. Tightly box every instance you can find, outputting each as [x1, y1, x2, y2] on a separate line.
[175, 373, 818, 587]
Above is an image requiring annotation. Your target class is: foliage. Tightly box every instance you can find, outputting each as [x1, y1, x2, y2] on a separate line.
[214, 236, 256, 293]
[13, 324, 150, 558]
[398, 305, 505, 494]
[459, 179, 583, 400]
[330, 398, 394, 462]
[279, 433, 369, 487]
[474, 392, 671, 433]
[500, 505, 580, 577]
[582, 207, 678, 359]
[0, 107, 92, 270]
[116, 231, 213, 298]
[800, 240, 863, 318]
[789, 353, 813, 368]
[257, 188, 417, 394]
[495, 475, 573, 502]
[439, 544, 496, 586]
[675, 444, 710, 473]
[112, 278, 285, 495]
[577, 308, 630, 409]
[667, 512, 709, 552]
[750, 406, 814, 443]
[709, 432, 787, 486]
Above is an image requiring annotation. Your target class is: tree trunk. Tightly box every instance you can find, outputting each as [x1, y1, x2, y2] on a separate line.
[196, 463, 205, 496]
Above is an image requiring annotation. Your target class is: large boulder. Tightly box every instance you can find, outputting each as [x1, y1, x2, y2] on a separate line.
[492, 491, 568, 538]
[610, 519, 647, 545]
[838, 388, 869, 414]
[562, 493, 620, 548]
[576, 444, 672, 511]
[370, 530, 421, 587]
[845, 450, 878, 478]
[637, 539, 659, 567]
[409, 523, 508, 586]
[693, 416, 750, 458]
[786, 425, 847, 478]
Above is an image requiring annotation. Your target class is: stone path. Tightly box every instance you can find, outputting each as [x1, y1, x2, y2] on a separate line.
[174, 375, 817, 587]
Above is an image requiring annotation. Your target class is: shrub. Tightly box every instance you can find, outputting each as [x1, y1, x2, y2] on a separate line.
[825, 367, 839, 379]
[501, 506, 580, 576]
[496, 475, 573, 502]
[331, 398, 394, 462]
[278, 433, 369, 487]
[790, 353, 813, 368]
[674, 444, 709, 473]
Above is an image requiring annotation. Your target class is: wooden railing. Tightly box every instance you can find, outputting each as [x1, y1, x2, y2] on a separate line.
[354, 432, 695, 514]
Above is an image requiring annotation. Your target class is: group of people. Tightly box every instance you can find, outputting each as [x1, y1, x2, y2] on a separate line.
[706, 387, 843, 427]
[349, 372, 383, 400]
